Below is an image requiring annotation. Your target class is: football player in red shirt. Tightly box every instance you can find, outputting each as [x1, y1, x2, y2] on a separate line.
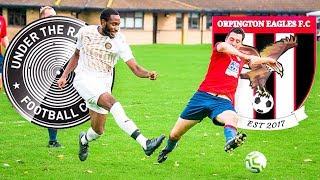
[0, 15, 9, 90]
[158, 27, 276, 163]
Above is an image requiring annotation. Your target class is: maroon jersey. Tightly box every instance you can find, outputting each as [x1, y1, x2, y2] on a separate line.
[198, 43, 246, 103]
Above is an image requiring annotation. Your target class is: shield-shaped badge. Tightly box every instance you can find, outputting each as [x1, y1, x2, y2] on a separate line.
[212, 16, 317, 130]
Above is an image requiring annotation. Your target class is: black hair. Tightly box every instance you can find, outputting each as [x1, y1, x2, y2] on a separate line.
[227, 27, 245, 41]
[100, 8, 119, 21]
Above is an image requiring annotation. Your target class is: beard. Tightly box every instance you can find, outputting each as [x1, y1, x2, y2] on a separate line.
[102, 27, 115, 39]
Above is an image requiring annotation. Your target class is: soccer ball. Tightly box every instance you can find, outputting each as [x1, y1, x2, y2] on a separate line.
[252, 93, 274, 114]
[245, 151, 267, 173]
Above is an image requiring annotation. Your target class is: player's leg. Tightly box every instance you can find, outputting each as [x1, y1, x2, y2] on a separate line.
[98, 92, 165, 156]
[79, 110, 106, 161]
[166, 118, 199, 151]
[216, 110, 247, 152]
[158, 118, 198, 163]
[158, 91, 208, 163]
[80, 110, 106, 144]
[216, 110, 238, 141]
[47, 128, 61, 148]
[72, 72, 110, 161]
[207, 95, 246, 152]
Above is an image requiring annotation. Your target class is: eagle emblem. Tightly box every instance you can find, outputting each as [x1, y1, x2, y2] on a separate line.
[239, 35, 298, 97]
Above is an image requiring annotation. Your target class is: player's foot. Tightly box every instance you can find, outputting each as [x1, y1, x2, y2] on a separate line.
[78, 132, 89, 161]
[224, 132, 247, 153]
[144, 135, 165, 156]
[47, 141, 61, 148]
[157, 148, 171, 163]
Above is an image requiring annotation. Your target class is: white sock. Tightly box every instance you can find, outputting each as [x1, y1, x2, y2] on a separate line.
[81, 127, 101, 145]
[110, 102, 147, 148]
[136, 134, 148, 150]
[110, 102, 138, 135]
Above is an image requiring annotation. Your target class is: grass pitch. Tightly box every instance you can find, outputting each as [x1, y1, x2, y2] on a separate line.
[0, 44, 319, 179]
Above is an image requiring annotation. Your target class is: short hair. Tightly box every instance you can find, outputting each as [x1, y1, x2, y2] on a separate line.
[227, 27, 245, 41]
[40, 6, 56, 18]
[100, 8, 119, 21]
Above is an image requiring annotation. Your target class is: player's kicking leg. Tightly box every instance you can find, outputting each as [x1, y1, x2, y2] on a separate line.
[216, 110, 247, 153]
[157, 118, 198, 163]
[98, 92, 165, 156]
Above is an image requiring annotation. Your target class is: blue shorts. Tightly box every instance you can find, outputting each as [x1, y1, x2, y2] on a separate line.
[0, 54, 3, 74]
[180, 91, 236, 126]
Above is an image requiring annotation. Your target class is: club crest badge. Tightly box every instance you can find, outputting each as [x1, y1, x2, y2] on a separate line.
[105, 42, 112, 49]
[212, 16, 317, 130]
[3, 16, 89, 129]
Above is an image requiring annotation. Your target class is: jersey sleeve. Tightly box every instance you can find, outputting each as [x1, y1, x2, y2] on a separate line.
[118, 34, 134, 62]
[75, 27, 83, 50]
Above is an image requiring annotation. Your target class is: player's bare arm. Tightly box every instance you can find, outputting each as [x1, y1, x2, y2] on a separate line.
[217, 42, 251, 61]
[57, 49, 80, 88]
[217, 42, 276, 67]
[126, 59, 157, 80]
[249, 56, 277, 66]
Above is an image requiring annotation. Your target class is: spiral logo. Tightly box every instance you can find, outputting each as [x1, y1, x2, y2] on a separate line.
[3, 16, 89, 128]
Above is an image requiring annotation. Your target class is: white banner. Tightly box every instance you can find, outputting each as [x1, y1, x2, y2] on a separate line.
[238, 106, 307, 130]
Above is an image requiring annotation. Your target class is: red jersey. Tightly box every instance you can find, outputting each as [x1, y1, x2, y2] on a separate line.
[198, 43, 246, 103]
[0, 15, 7, 54]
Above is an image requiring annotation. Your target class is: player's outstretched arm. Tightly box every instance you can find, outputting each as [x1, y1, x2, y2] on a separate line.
[217, 42, 251, 61]
[57, 49, 80, 89]
[249, 56, 277, 66]
[125, 59, 157, 80]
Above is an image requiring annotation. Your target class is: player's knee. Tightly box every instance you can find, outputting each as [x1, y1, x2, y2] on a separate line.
[217, 110, 239, 126]
[98, 93, 116, 110]
[225, 114, 239, 126]
[169, 131, 181, 141]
